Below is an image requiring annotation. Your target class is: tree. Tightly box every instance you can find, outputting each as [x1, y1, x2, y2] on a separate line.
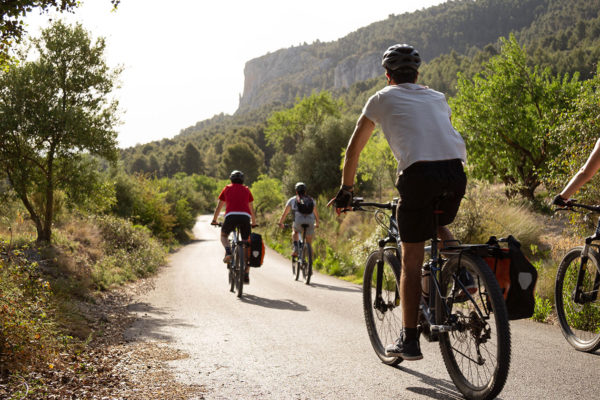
[0, 21, 121, 241]
[219, 140, 265, 185]
[182, 142, 203, 175]
[450, 35, 581, 200]
[265, 91, 343, 154]
[547, 68, 600, 201]
[355, 130, 396, 200]
[286, 116, 354, 196]
[250, 175, 285, 217]
[0, 1, 120, 68]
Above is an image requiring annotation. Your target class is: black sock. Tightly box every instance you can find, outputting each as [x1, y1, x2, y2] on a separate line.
[225, 246, 231, 255]
[293, 241, 298, 251]
[403, 327, 418, 341]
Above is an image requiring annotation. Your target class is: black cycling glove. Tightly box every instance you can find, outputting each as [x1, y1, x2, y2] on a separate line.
[552, 194, 570, 207]
[332, 187, 354, 209]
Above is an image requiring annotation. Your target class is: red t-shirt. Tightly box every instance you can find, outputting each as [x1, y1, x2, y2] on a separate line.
[218, 183, 254, 217]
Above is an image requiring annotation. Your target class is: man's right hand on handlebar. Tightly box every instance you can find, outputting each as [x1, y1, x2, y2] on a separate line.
[327, 185, 354, 215]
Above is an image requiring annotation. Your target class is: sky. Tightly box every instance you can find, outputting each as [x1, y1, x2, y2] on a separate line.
[26, 0, 447, 148]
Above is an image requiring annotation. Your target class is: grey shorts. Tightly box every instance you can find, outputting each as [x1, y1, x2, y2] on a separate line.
[293, 213, 315, 236]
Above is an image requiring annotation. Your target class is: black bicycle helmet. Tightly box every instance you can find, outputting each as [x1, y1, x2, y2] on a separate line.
[295, 182, 306, 194]
[382, 44, 421, 71]
[230, 170, 244, 183]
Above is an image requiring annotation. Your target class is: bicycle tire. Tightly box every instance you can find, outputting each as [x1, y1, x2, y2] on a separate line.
[302, 242, 313, 285]
[229, 243, 235, 293]
[555, 247, 600, 352]
[236, 244, 244, 298]
[362, 249, 403, 366]
[436, 253, 511, 400]
[295, 242, 302, 281]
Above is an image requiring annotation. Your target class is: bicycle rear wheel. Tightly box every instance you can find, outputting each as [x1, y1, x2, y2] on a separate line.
[555, 247, 600, 352]
[363, 249, 403, 366]
[302, 242, 313, 285]
[436, 253, 511, 400]
[229, 242, 235, 293]
[295, 243, 302, 281]
[236, 245, 244, 298]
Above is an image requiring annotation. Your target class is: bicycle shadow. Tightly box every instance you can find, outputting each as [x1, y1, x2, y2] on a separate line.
[240, 293, 309, 311]
[309, 282, 362, 293]
[393, 365, 498, 400]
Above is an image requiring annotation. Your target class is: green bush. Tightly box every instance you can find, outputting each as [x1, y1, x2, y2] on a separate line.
[92, 215, 166, 290]
[532, 294, 553, 323]
[0, 242, 62, 375]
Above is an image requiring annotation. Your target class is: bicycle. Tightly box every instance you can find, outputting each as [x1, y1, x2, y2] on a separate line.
[554, 201, 600, 352]
[282, 223, 313, 284]
[352, 197, 511, 400]
[212, 222, 247, 298]
[294, 223, 313, 285]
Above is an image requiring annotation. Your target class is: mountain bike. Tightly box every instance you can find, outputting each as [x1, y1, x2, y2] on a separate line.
[353, 197, 511, 400]
[283, 223, 313, 284]
[294, 223, 313, 285]
[554, 201, 600, 352]
[212, 222, 247, 298]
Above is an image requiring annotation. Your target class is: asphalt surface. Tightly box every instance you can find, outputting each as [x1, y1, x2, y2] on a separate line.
[125, 215, 600, 399]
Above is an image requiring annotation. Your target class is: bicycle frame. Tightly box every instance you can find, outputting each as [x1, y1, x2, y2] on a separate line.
[557, 203, 600, 303]
[356, 198, 492, 337]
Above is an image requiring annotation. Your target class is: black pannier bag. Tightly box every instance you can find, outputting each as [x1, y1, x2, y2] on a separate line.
[485, 235, 538, 320]
[247, 232, 265, 267]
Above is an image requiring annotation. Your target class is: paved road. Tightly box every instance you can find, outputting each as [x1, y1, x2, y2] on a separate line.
[125, 216, 599, 399]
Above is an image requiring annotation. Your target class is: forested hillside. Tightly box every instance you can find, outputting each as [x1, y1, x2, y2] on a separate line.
[121, 0, 600, 195]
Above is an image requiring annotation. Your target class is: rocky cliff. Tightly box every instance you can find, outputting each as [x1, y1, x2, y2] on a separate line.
[238, 46, 381, 113]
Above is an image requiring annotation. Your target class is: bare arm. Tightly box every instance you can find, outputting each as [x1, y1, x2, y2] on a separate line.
[212, 200, 225, 223]
[313, 202, 320, 228]
[249, 202, 256, 225]
[560, 138, 600, 199]
[278, 204, 291, 228]
[341, 114, 376, 187]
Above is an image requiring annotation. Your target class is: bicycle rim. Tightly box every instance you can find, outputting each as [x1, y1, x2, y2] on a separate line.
[436, 254, 511, 400]
[555, 247, 600, 352]
[236, 246, 244, 298]
[362, 250, 403, 366]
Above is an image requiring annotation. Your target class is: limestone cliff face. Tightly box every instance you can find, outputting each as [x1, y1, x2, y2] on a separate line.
[237, 47, 381, 113]
[333, 52, 381, 89]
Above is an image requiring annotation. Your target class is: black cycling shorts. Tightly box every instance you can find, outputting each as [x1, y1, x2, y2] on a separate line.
[221, 214, 251, 240]
[395, 159, 466, 243]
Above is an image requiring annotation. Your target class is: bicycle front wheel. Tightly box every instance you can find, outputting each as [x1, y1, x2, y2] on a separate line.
[555, 247, 600, 352]
[302, 242, 313, 285]
[363, 249, 403, 366]
[436, 253, 511, 400]
[236, 245, 244, 298]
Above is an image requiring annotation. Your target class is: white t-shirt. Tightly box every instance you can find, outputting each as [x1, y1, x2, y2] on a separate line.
[362, 83, 467, 173]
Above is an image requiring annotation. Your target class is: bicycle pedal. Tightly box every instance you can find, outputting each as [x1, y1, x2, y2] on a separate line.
[430, 324, 453, 333]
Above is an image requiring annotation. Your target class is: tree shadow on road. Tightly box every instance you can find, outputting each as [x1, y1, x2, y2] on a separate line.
[124, 302, 196, 342]
[393, 365, 467, 399]
[309, 282, 361, 293]
[240, 294, 309, 311]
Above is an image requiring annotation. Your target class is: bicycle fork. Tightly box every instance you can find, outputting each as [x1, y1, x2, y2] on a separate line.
[575, 242, 600, 303]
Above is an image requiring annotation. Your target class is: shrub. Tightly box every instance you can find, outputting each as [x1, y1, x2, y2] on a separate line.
[92, 215, 166, 290]
[532, 294, 553, 323]
[0, 242, 62, 376]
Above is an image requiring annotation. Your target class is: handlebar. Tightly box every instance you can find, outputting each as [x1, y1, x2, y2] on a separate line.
[555, 201, 600, 213]
[350, 197, 396, 211]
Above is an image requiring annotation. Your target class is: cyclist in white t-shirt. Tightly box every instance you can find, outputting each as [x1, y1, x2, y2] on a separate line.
[278, 182, 319, 258]
[329, 44, 467, 361]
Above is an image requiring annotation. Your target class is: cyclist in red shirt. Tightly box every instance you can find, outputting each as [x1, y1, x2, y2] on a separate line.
[211, 170, 257, 282]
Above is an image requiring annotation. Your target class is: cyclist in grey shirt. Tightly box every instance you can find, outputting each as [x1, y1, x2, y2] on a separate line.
[330, 44, 467, 361]
[278, 182, 319, 257]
